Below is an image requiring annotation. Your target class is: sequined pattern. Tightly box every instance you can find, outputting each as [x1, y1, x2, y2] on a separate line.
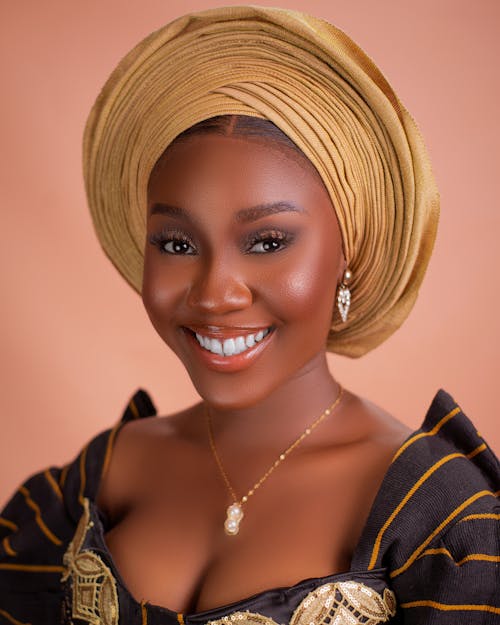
[207, 582, 396, 625]
[62, 499, 119, 625]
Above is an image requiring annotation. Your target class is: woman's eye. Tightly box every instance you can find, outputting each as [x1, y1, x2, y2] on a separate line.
[247, 231, 293, 254]
[250, 238, 284, 253]
[162, 239, 196, 255]
[148, 232, 197, 255]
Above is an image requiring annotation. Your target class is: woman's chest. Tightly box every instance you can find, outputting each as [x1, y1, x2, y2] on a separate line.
[64, 500, 397, 625]
[102, 453, 389, 613]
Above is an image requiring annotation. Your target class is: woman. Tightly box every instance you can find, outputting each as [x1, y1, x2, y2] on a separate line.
[0, 6, 498, 624]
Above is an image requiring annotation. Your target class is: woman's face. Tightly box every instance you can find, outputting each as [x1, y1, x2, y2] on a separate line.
[143, 134, 344, 409]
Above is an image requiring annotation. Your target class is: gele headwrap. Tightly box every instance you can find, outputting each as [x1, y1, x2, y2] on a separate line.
[83, 5, 439, 357]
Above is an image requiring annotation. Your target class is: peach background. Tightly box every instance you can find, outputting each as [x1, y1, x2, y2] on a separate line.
[1, 0, 499, 504]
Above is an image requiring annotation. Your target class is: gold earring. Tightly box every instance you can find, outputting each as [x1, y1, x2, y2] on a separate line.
[337, 268, 352, 323]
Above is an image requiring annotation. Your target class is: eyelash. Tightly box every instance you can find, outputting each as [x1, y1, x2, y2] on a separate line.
[244, 229, 295, 254]
[148, 229, 196, 255]
[148, 228, 295, 256]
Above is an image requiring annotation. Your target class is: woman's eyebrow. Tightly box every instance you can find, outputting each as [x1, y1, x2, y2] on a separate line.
[149, 203, 192, 220]
[149, 201, 306, 222]
[235, 201, 307, 223]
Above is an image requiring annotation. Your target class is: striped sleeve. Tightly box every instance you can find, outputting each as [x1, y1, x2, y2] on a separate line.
[0, 389, 156, 625]
[351, 389, 500, 623]
[395, 509, 500, 622]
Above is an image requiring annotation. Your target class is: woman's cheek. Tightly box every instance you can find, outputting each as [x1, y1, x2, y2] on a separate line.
[270, 250, 338, 327]
[142, 260, 180, 332]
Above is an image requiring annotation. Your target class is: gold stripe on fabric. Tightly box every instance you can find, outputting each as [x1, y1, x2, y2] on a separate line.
[141, 602, 148, 625]
[77, 445, 89, 507]
[130, 398, 140, 419]
[18, 486, 62, 546]
[2, 537, 17, 557]
[467, 443, 487, 459]
[457, 554, 500, 566]
[0, 518, 18, 532]
[459, 513, 500, 523]
[368, 452, 463, 569]
[0, 563, 65, 572]
[391, 407, 460, 463]
[101, 422, 122, 479]
[390, 489, 496, 578]
[44, 468, 63, 501]
[0, 607, 30, 625]
[418, 547, 453, 560]
[177, 613, 185, 625]
[59, 463, 69, 488]
[401, 600, 500, 614]
[418, 548, 500, 566]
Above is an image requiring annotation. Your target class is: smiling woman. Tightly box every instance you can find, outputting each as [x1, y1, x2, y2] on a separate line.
[0, 6, 499, 625]
[143, 128, 343, 406]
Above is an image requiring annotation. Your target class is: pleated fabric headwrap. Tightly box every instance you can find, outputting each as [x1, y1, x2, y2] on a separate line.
[83, 5, 439, 357]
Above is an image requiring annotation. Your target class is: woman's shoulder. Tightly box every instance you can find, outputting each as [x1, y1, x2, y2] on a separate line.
[95, 395, 204, 521]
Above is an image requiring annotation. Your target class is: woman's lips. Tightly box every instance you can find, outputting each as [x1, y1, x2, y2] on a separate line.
[182, 325, 275, 372]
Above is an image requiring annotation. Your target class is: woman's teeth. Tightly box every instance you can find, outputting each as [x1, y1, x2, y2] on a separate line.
[194, 328, 271, 356]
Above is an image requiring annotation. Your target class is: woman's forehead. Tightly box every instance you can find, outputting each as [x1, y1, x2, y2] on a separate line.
[147, 134, 332, 217]
[149, 132, 320, 184]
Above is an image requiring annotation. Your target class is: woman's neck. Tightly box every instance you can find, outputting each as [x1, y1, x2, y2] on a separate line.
[205, 351, 341, 450]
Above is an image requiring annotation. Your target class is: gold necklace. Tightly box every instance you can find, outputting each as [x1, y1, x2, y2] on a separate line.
[206, 386, 344, 536]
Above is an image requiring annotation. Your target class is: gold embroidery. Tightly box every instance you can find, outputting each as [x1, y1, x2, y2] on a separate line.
[207, 582, 396, 625]
[62, 498, 119, 625]
[208, 613, 273, 625]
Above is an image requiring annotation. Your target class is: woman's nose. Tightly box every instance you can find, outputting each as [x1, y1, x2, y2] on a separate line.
[186, 258, 253, 315]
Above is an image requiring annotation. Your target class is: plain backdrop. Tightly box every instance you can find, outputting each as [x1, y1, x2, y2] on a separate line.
[1, 0, 499, 504]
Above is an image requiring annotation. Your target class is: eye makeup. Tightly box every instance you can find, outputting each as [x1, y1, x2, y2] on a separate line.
[243, 228, 296, 254]
[148, 227, 197, 255]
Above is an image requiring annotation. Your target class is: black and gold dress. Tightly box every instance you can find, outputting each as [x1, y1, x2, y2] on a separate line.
[1, 389, 499, 624]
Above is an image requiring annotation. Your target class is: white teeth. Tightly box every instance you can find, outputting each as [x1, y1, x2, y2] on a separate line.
[194, 327, 271, 357]
[223, 338, 236, 356]
[234, 336, 246, 353]
[210, 338, 223, 355]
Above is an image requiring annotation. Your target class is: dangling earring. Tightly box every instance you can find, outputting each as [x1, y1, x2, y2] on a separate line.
[337, 268, 352, 323]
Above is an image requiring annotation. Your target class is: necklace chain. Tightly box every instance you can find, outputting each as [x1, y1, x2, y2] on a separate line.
[206, 385, 344, 535]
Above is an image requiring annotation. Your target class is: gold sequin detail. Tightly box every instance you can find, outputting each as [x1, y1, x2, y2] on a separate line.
[62, 498, 119, 625]
[207, 582, 396, 625]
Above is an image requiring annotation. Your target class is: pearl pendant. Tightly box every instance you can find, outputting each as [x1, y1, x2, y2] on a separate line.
[224, 503, 244, 536]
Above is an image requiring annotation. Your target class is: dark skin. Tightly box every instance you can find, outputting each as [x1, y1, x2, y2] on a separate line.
[97, 134, 412, 613]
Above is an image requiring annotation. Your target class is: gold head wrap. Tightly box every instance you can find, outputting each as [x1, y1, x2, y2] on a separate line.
[83, 5, 439, 357]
